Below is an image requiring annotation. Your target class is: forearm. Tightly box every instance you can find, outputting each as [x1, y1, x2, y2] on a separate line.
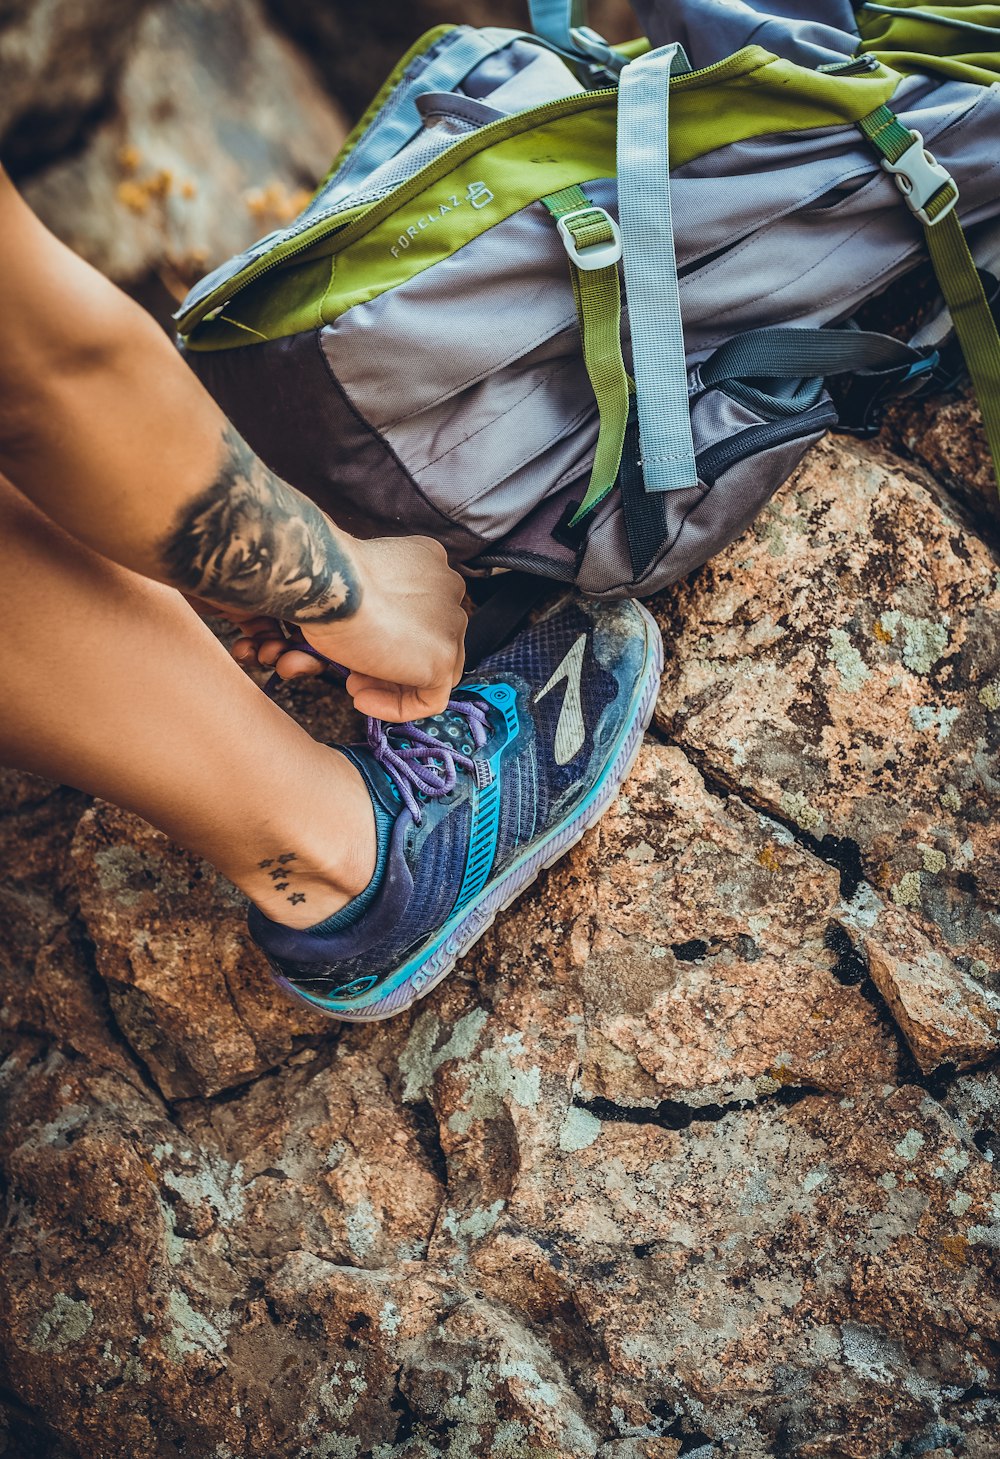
[0, 167, 363, 624]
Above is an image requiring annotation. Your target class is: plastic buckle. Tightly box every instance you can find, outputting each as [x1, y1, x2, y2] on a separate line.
[556, 206, 623, 271]
[568, 25, 626, 75]
[881, 132, 959, 227]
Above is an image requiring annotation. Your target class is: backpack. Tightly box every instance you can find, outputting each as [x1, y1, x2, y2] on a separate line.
[174, 0, 1000, 601]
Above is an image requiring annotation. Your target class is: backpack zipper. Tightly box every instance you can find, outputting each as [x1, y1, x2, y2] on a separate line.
[177, 46, 774, 335]
[695, 399, 840, 485]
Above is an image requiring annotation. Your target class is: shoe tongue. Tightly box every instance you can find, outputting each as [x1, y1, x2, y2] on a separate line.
[340, 745, 402, 817]
[407, 705, 479, 754]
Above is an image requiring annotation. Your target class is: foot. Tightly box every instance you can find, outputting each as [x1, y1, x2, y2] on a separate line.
[248, 595, 663, 1021]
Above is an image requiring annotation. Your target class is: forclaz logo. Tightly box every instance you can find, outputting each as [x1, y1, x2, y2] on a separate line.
[389, 181, 494, 259]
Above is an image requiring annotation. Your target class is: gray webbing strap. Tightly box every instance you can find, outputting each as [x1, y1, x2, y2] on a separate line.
[526, 0, 627, 78]
[617, 44, 699, 494]
[527, 0, 586, 52]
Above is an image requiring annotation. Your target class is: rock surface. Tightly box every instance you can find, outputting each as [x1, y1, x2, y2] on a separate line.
[0, 0, 154, 174]
[652, 436, 1000, 1071]
[19, 0, 347, 292]
[3, 553, 1000, 1456]
[2, 3, 1000, 1457]
[885, 387, 1000, 542]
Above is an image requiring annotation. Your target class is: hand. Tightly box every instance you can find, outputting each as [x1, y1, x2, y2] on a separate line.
[230, 535, 469, 723]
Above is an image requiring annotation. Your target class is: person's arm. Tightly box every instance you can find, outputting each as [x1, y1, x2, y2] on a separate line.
[0, 167, 466, 721]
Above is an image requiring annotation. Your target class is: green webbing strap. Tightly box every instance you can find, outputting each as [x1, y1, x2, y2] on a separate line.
[858, 103, 1000, 499]
[543, 184, 630, 524]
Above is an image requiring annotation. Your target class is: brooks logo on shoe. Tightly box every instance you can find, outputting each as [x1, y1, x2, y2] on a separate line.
[534, 633, 588, 765]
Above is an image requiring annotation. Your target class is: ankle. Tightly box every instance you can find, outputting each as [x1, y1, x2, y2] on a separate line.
[253, 867, 359, 930]
[245, 751, 378, 930]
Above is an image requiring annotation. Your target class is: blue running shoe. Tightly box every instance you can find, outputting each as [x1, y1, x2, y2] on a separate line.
[249, 595, 663, 1021]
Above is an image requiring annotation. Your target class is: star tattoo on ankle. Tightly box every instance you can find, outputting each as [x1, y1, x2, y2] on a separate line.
[288, 891, 306, 906]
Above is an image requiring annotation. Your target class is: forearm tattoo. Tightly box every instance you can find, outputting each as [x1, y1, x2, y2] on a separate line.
[161, 426, 361, 622]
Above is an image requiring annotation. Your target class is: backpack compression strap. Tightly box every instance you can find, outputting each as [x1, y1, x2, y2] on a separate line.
[529, 0, 586, 51]
[616, 43, 699, 500]
[543, 185, 631, 526]
[527, 0, 627, 78]
[542, 44, 698, 525]
[857, 103, 1000, 500]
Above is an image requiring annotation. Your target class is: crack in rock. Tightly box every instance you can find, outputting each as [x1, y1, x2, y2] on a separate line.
[574, 1082, 824, 1132]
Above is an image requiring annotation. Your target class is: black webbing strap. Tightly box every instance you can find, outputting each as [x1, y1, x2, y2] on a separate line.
[620, 397, 669, 582]
[699, 326, 926, 387]
[464, 571, 553, 668]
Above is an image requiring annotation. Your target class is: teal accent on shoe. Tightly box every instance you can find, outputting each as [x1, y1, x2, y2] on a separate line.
[451, 681, 520, 918]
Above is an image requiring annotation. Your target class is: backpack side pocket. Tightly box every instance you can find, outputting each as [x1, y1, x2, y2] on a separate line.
[573, 385, 838, 598]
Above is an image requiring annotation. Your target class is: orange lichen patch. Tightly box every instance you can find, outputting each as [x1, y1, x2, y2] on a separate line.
[141, 1159, 158, 1184]
[180, 180, 198, 200]
[757, 845, 781, 874]
[938, 1233, 970, 1269]
[244, 182, 312, 227]
[117, 143, 141, 175]
[875, 861, 894, 889]
[116, 180, 151, 214]
[872, 619, 894, 644]
[147, 169, 173, 199]
[640, 1442, 682, 1459]
[116, 170, 174, 214]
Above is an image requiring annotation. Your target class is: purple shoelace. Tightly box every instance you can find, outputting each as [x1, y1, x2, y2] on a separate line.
[366, 699, 489, 822]
[262, 642, 488, 824]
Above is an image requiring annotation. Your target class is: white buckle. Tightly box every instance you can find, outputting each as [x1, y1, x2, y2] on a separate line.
[881, 131, 959, 227]
[556, 206, 623, 271]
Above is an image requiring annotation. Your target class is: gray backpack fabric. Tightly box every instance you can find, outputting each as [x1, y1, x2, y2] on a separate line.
[176, 1, 1000, 599]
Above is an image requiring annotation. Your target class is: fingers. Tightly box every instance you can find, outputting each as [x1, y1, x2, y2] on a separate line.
[270, 648, 327, 681]
[245, 535, 469, 714]
[347, 673, 452, 723]
[230, 618, 326, 681]
[229, 615, 283, 668]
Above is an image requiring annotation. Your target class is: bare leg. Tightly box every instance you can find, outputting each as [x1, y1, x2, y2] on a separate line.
[0, 475, 376, 929]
